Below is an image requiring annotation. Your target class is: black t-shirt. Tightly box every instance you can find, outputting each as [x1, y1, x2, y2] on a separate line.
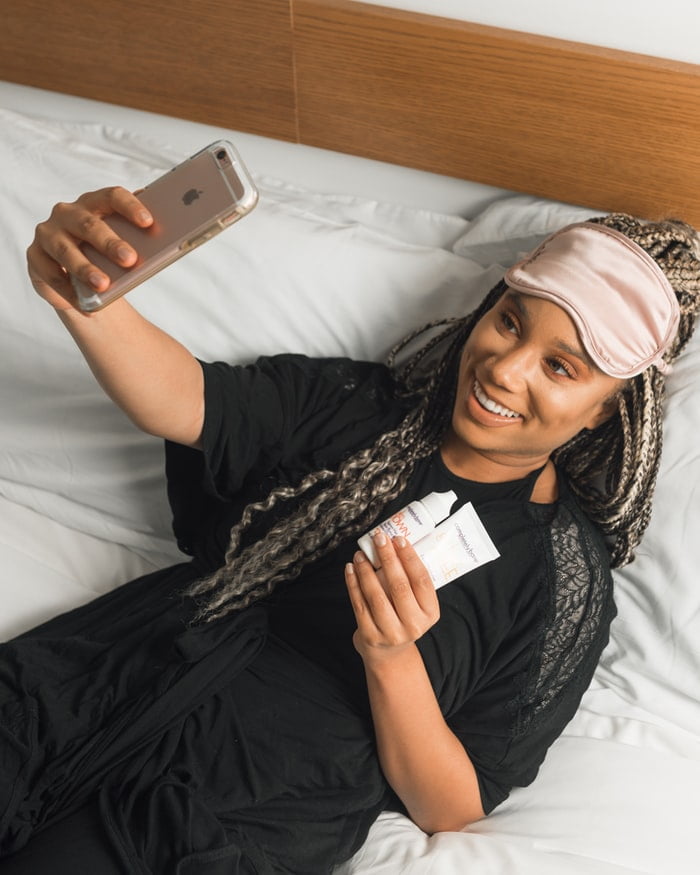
[166, 353, 617, 814]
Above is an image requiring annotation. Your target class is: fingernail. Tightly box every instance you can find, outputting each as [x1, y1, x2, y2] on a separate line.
[88, 271, 104, 289]
[373, 531, 387, 546]
[394, 536, 407, 548]
[116, 245, 132, 263]
[137, 209, 152, 224]
[354, 550, 367, 564]
[345, 562, 355, 576]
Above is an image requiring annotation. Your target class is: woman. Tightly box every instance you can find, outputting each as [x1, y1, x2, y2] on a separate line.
[2, 189, 699, 872]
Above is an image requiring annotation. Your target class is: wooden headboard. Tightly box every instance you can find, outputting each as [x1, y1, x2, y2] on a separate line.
[4, 0, 700, 225]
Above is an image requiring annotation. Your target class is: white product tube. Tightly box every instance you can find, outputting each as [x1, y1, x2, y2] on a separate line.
[415, 502, 500, 589]
[358, 490, 457, 568]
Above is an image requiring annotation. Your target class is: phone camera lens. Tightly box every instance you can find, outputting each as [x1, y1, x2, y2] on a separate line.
[216, 149, 226, 161]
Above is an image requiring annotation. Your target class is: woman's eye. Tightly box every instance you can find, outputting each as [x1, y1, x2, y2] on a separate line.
[500, 312, 518, 333]
[547, 357, 574, 378]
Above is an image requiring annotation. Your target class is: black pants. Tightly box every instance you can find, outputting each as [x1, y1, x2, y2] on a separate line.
[0, 803, 123, 874]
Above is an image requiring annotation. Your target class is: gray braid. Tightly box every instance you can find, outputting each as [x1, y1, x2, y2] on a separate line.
[190, 214, 700, 620]
[187, 309, 494, 621]
[554, 214, 700, 565]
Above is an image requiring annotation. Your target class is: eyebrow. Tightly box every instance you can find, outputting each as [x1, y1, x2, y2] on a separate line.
[508, 292, 595, 369]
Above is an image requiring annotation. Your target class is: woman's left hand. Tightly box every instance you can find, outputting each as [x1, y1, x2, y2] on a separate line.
[345, 533, 440, 664]
[345, 535, 484, 832]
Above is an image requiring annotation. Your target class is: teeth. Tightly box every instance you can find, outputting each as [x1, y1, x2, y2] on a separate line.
[473, 381, 520, 418]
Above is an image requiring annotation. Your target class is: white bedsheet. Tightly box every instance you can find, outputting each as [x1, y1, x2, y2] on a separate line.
[1, 81, 698, 873]
[0, 496, 167, 640]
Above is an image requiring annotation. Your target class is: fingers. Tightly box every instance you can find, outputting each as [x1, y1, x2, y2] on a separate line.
[371, 533, 437, 615]
[27, 186, 152, 308]
[345, 534, 439, 652]
[344, 557, 384, 644]
[77, 184, 153, 230]
[346, 551, 402, 644]
[26, 244, 76, 309]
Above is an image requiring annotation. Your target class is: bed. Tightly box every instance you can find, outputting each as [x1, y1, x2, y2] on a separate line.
[1, 1, 699, 873]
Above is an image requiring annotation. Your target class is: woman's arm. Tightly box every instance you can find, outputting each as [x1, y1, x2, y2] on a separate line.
[345, 534, 485, 834]
[26, 187, 204, 447]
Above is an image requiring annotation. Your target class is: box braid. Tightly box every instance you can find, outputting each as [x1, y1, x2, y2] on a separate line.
[555, 214, 700, 566]
[190, 215, 700, 620]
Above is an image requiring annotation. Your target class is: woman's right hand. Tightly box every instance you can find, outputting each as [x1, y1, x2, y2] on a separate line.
[24, 186, 204, 446]
[26, 186, 153, 311]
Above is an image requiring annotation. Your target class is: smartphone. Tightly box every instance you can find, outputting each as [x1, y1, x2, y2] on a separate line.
[72, 140, 258, 311]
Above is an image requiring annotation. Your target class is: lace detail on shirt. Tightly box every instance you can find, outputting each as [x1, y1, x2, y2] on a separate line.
[513, 503, 614, 734]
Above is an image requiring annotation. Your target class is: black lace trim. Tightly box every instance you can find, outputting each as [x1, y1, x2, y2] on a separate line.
[511, 502, 615, 736]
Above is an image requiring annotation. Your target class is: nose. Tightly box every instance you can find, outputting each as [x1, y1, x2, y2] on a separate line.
[488, 343, 537, 391]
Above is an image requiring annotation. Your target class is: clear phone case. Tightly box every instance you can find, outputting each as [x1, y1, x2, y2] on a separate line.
[72, 140, 258, 312]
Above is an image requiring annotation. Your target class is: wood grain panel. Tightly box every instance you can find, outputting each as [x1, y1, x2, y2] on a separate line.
[293, 0, 700, 224]
[2, 0, 297, 141]
[3, 0, 699, 224]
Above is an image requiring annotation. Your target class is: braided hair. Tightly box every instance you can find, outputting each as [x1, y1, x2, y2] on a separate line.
[189, 214, 700, 620]
[555, 214, 700, 565]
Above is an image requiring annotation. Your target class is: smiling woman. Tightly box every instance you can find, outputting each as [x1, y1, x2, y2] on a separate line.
[445, 291, 624, 485]
[436, 216, 697, 561]
[3, 199, 700, 872]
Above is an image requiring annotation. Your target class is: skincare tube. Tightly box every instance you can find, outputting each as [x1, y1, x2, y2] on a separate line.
[358, 490, 457, 568]
[415, 502, 499, 589]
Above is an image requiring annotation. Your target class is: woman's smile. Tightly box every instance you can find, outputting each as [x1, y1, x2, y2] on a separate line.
[470, 379, 522, 423]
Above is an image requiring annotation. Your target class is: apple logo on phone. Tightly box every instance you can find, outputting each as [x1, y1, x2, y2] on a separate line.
[182, 188, 203, 206]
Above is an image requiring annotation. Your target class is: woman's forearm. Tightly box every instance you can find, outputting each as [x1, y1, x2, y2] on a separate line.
[59, 298, 204, 447]
[27, 187, 205, 447]
[346, 537, 485, 833]
[362, 643, 485, 834]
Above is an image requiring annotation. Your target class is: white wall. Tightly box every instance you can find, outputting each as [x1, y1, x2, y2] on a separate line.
[358, 0, 700, 65]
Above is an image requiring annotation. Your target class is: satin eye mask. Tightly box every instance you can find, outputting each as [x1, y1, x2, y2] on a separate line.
[505, 222, 680, 378]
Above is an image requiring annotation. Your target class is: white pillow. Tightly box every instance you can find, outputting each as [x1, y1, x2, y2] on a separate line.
[451, 194, 604, 266]
[593, 326, 700, 730]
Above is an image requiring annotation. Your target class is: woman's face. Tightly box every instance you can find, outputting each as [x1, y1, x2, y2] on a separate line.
[444, 290, 624, 480]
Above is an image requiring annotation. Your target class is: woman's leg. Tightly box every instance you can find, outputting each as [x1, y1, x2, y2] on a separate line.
[0, 803, 123, 874]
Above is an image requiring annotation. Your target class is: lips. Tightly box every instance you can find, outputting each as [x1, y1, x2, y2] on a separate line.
[472, 380, 521, 419]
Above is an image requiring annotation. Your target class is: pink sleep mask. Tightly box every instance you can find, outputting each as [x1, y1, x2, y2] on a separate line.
[505, 222, 680, 378]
